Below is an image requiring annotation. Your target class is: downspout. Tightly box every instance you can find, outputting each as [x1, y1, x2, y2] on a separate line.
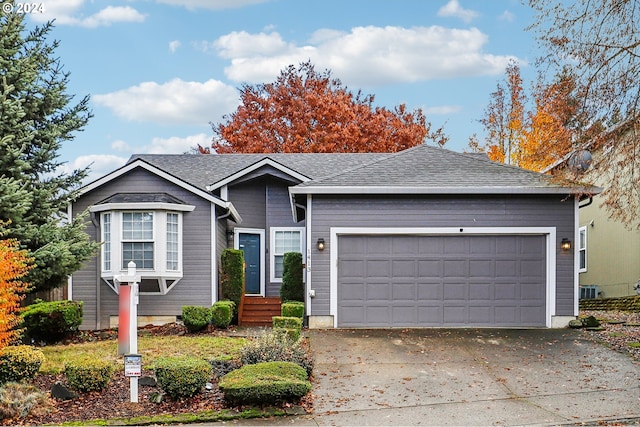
[579, 197, 593, 208]
[90, 212, 101, 330]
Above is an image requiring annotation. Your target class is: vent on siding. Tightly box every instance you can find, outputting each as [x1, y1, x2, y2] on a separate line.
[580, 285, 599, 300]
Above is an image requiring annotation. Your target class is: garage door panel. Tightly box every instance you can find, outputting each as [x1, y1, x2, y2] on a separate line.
[444, 259, 468, 276]
[392, 283, 416, 300]
[338, 235, 546, 328]
[392, 260, 415, 277]
[341, 260, 365, 277]
[418, 282, 443, 299]
[418, 260, 442, 276]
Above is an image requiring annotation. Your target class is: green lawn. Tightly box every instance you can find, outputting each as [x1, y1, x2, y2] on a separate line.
[39, 335, 247, 374]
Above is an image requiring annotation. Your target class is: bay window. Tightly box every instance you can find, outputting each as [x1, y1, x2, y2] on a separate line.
[96, 208, 190, 295]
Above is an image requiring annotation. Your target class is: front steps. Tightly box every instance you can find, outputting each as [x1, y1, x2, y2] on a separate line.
[239, 296, 281, 326]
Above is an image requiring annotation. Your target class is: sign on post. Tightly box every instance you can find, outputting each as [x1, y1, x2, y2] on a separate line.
[124, 354, 142, 377]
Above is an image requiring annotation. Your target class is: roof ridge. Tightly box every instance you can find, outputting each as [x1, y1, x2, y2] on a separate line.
[300, 145, 424, 185]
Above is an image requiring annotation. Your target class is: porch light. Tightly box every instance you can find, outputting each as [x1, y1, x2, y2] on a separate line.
[561, 238, 571, 251]
[317, 238, 325, 251]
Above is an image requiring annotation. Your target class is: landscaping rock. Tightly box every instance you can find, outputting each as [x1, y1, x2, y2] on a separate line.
[569, 319, 584, 329]
[139, 376, 157, 387]
[51, 381, 78, 400]
[149, 391, 165, 403]
[581, 315, 601, 327]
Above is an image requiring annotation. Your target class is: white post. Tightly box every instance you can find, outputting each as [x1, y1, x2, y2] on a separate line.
[116, 261, 140, 403]
[128, 262, 139, 403]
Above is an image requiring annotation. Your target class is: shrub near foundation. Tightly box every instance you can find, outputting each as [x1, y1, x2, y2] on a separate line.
[211, 300, 235, 329]
[219, 361, 311, 405]
[21, 300, 83, 344]
[154, 356, 212, 399]
[281, 301, 304, 318]
[0, 346, 44, 385]
[182, 306, 212, 333]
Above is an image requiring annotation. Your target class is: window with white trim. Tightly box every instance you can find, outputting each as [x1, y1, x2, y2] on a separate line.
[579, 226, 587, 273]
[98, 210, 184, 295]
[102, 213, 111, 271]
[122, 212, 154, 269]
[270, 227, 305, 282]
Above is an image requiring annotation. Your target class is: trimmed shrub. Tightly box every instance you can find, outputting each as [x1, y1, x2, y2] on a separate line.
[219, 361, 311, 405]
[272, 316, 302, 330]
[0, 382, 51, 420]
[154, 356, 212, 400]
[0, 346, 44, 385]
[281, 301, 304, 319]
[21, 300, 83, 344]
[211, 300, 235, 329]
[219, 249, 244, 310]
[280, 252, 303, 302]
[240, 331, 313, 376]
[182, 306, 212, 333]
[64, 358, 113, 392]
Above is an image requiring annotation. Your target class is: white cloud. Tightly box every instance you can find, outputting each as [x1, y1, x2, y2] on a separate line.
[142, 134, 211, 154]
[424, 105, 463, 115]
[437, 0, 480, 23]
[214, 26, 521, 86]
[29, 1, 146, 27]
[154, 0, 267, 10]
[498, 10, 515, 22]
[169, 40, 182, 53]
[61, 154, 128, 184]
[93, 79, 239, 125]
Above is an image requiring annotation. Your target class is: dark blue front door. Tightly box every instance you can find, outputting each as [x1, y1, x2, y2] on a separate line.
[239, 233, 260, 294]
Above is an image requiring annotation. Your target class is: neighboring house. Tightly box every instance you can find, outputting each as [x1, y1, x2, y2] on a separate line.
[70, 144, 596, 330]
[544, 120, 639, 299]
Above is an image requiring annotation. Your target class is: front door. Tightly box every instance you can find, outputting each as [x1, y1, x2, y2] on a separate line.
[238, 233, 261, 294]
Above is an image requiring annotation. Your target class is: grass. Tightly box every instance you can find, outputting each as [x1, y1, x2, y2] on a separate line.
[39, 335, 247, 374]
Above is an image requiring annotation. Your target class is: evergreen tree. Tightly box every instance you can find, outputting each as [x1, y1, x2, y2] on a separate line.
[0, 9, 98, 293]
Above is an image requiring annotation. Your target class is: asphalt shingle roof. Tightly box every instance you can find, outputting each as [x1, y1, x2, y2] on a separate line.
[129, 144, 595, 195]
[129, 152, 389, 191]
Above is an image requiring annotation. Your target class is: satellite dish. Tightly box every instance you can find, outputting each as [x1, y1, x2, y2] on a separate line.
[567, 149, 592, 172]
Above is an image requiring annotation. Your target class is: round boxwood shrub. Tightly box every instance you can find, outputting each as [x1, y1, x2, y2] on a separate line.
[64, 358, 113, 392]
[182, 306, 212, 333]
[0, 346, 45, 385]
[154, 356, 212, 400]
[21, 300, 83, 344]
[211, 300, 235, 329]
[219, 361, 311, 405]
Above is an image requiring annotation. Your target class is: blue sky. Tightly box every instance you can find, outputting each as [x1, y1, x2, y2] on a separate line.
[22, 0, 539, 182]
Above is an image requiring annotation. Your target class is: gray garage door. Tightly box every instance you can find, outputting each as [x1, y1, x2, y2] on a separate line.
[337, 234, 546, 328]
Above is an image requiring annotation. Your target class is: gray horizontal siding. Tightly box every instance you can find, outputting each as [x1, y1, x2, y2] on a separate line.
[309, 195, 576, 318]
[73, 168, 214, 330]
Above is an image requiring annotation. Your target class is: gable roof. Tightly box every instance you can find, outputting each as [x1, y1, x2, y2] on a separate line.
[78, 159, 242, 222]
[289, 144, 600, 196]
[128, 152, 390, 191]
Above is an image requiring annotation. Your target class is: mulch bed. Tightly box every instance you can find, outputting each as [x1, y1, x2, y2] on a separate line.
[12, 323, 311, 426]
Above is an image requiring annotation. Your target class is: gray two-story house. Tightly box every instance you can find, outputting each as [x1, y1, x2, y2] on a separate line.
[70, 144, 596, 330]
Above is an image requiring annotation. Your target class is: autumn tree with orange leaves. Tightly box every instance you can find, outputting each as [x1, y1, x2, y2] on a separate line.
[203, 61, 448, 154]
[469, 62, 595, 172]
[0, 234, 32, 349]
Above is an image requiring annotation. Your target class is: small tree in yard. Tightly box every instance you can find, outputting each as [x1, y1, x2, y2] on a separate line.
[280, 252, 303, 302]
[0, 232, 32, 349]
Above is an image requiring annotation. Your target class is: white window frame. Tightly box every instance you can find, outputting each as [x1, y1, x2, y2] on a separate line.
[121, 211, 155, 270]
[578, 225, 587, 273]
[270, 227, 305, 283]
[102, 213, 112, 272]
[98, 210, 185, 295]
